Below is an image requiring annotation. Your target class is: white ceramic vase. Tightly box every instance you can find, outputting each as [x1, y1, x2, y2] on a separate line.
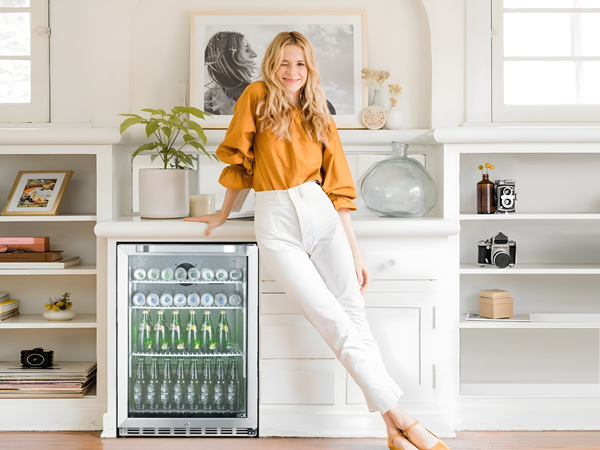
[43, 309, 76, 321]
[385, 107, 404, 130]
[139, 168, 190, 219]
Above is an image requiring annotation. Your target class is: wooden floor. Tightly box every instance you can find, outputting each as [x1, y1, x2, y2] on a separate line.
[1, 431, 600, 450]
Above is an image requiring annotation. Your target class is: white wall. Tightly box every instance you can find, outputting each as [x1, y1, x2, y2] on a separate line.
[48, 0, 456, 128]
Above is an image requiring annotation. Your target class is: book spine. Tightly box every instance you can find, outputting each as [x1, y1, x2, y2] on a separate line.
[0, 252, 62, 262]
[0, 237, 50, 245]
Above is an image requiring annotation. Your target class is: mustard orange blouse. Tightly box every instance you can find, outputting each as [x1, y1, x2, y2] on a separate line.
[216, 81, 357, 211]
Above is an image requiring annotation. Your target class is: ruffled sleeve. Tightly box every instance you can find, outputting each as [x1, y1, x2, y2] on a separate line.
[320, 120, 358, 211]
[216, 82, 264, 190]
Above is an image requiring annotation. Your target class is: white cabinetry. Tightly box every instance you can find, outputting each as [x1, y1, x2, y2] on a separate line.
[259, 232, 456, 437]
[0, 129, 118, 430]
[439, 127, 600, 431]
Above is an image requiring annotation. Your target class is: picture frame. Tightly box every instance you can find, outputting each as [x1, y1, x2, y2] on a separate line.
[1, 170, 73, 216]
[190, 11, 368, 129]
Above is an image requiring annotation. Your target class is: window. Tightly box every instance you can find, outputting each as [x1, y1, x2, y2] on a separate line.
[0, 0, 49, 122]
[492, 0, 600, 122]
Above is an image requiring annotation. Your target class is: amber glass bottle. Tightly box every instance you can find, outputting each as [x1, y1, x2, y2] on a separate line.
[477, 174, 495, 214]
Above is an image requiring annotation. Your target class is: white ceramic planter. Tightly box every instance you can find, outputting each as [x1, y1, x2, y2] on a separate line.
[139, 169, 190, 219]
[43, 309, 76, 321]
[385, 107, 404, 130]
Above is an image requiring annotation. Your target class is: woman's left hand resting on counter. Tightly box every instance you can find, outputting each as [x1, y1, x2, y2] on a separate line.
[184, 188, 242, 236]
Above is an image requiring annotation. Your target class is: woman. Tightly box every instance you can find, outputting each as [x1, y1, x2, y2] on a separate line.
[204, 31, 258, 115]
[185, 31, 449, 450]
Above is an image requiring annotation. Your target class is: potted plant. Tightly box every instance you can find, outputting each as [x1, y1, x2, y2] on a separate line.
[119, 107, 212, 219]
[44, 292, 76, 321]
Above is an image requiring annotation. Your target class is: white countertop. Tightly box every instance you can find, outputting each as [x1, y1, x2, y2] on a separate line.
[95, 215, 460, 240]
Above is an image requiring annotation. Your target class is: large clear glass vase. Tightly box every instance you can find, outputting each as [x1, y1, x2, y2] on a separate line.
[359, 142, 439, 217]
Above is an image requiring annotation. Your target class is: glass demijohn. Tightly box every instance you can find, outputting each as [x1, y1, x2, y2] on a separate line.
[359, 142, 439, 217]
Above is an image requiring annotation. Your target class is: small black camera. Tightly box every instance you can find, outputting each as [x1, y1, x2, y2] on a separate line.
[494, 179, 517, 213]
[477, 232, 517, 269]
[21, 347, 54, 368]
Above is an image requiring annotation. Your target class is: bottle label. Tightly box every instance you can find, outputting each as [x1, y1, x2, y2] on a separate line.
[161, 343, 169, 350]
[214, 384, 222, 404]
[227, 385, 236, 404]
[219, 324, 229, 332]
[133, 384, 142, 402]
[156, 325, 164, 332]
[194, 343, 200, 350]
[201, 325, 211, 332]
[200, 384, 209, 403]
[209, 342, 216, 350]
[147, 384, 156, 403]
[187, 384, 196, 403]
[160, 384, 170, 403]
[173, 385, 183, 403]
[177, 343, 185, 350]
[146, 343, 153, 350]
[171, 325, 179, 332]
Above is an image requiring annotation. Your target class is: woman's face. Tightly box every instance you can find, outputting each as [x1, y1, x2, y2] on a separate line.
[241, 38, 257, 60]
[275, 44, 308, 103]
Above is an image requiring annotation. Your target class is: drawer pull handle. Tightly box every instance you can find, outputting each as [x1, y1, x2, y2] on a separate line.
[386, 259, 397, 267]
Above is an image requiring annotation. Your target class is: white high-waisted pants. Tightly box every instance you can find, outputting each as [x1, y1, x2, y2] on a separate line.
[254, 180, 404, 414]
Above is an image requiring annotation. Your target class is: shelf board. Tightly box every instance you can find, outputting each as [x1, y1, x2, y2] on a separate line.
[0, 314, 97, 329]
[460, 383, 599, 398]
[0, 214, 97, 222]
[460, 213, 600, 220]
[460, 263, 600, 274]
[460, 313, 600, 328]
[0, 264, 96, 275]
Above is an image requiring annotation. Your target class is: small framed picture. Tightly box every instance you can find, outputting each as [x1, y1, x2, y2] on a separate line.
[1, 170, 73, 216]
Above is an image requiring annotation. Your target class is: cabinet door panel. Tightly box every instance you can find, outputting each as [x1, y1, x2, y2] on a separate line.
[260, 369, 336, 405]
[261, 293, 302, 314]
[261, 324, 334, 359]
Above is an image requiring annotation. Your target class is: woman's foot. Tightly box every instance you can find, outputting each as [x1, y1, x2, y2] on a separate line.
[383, 411, 418, 450]
[385, 405, 439, 450]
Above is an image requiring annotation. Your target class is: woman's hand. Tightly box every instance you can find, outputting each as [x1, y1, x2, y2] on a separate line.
[183, 212, 227, 236]
[354, 255, 371, 294]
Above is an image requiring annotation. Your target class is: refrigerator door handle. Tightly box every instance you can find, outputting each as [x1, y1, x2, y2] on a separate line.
[134, 244, 243, 254]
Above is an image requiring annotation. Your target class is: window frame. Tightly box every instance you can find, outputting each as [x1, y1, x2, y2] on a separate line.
[466, 0, 600, 124]
[0, 0, 49, 123]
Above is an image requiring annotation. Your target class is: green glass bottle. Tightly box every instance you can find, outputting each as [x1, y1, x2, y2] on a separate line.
[214, 358, 227, 410]
[187, 359, 201, 410]
[200, 358, 214, 410]
[200, 310, 216, 353]
[185, 310, 201, 353]
[146, 358, 159, 410]
[173, 359, 187, 410]
[138, 310, 153, 353]
[226, 358, 241, 411]
[216, 310, 232, 353]
[170, 310, 185, 353]
[160, 359, 173, 410]
[154, 310, 169, 353]
[132, 361, 146, 410]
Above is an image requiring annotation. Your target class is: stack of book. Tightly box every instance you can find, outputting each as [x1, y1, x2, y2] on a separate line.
[0, 293, 19, 322]
[0, 361, 97, 398]
[0, 237, 80, 269]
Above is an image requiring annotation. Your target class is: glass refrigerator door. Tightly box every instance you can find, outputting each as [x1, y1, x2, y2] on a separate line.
[116, 244, 258, 436]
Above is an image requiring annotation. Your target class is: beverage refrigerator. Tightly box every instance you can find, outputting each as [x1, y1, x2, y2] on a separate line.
[116, 243, 258, 437]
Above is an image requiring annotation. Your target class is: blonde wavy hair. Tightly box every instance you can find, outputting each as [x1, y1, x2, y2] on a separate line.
[257, 31, 331, 146]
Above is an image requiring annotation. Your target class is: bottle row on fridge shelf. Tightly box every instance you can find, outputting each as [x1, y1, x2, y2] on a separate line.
[135, 309, 237, 354]
[132, 267, 243, 282]
[132, 356, 244, 413]
[132, 291, 242, 308]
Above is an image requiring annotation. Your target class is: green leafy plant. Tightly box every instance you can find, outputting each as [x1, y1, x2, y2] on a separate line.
[119, 107, 212, 169]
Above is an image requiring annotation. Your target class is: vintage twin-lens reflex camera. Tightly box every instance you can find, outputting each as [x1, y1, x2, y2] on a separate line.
[494, 179, 517, 214]
[21, 347, 54, 368]
[477, 232, 517, 269]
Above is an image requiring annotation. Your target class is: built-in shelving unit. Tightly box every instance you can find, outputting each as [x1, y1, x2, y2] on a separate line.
[0, 128, 118, 430]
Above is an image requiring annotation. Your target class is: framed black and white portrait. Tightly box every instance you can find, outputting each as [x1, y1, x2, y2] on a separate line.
[190, 11, 367, 129]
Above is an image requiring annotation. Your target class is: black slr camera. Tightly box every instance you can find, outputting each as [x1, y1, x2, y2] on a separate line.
[21, 347, 54, 368]
[477, 232, 517, 269]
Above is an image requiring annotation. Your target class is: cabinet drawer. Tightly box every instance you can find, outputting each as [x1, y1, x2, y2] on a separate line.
[261, 324, 334, 359]
[363, 250, 437, 280]
[260, 369, 336, 405]
[261, 293, 302, 314]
